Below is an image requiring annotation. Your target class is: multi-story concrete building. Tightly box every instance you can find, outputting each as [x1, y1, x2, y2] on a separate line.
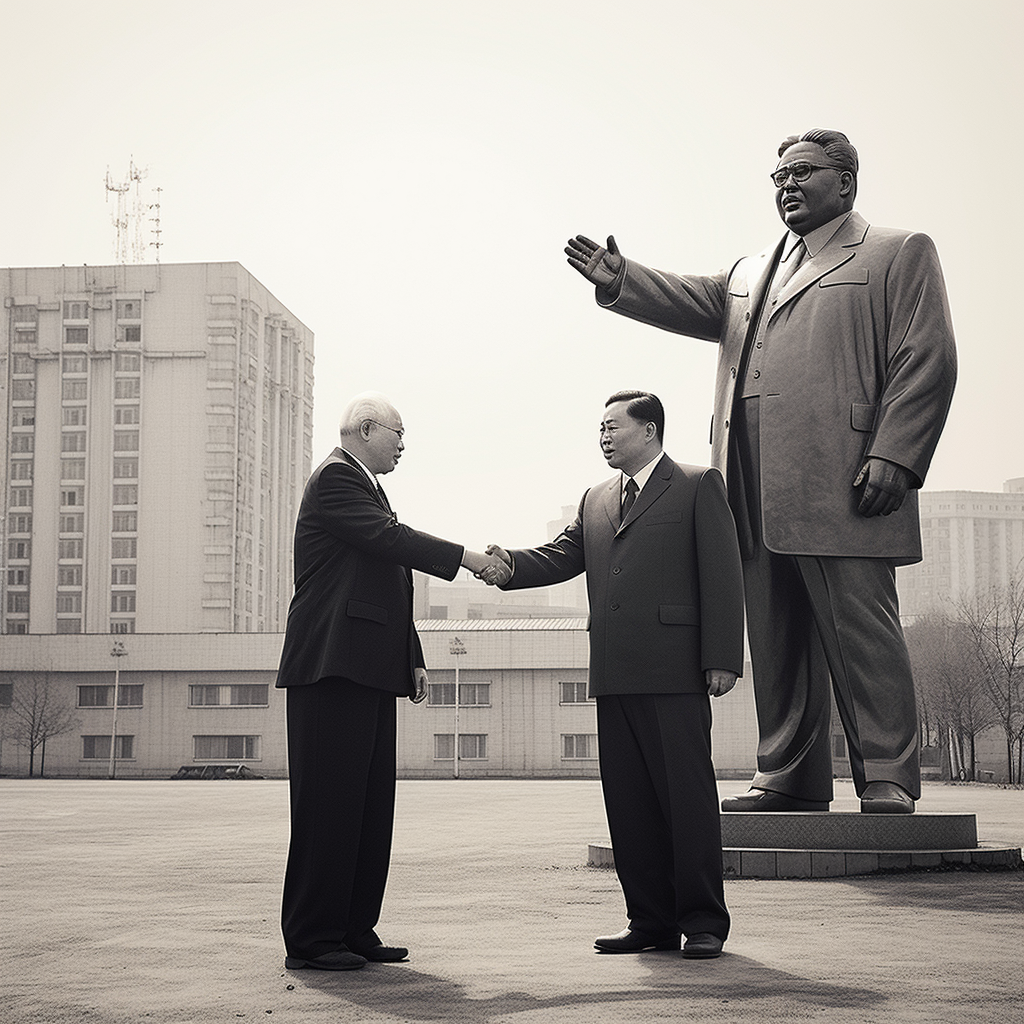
[898, 478, 1024, 618]
[1, 263, 313, 635]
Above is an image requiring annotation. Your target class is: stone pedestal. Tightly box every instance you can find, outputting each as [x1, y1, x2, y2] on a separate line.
[587, 812, 1023, 877]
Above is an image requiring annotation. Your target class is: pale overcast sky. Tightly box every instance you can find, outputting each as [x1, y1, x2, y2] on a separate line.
[3, 0, 1021, 549]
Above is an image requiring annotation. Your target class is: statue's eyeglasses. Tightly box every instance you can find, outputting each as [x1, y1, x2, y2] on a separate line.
[770, 161, 842, 188]
[366, 420, 404, 440]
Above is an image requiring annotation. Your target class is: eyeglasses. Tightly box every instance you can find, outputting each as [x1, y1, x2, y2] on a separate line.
[366, 419, 404, 440]
[770, 161, 842, 188]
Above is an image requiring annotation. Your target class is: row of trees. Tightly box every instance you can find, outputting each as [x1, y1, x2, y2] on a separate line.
[907, 570, 1024, 784]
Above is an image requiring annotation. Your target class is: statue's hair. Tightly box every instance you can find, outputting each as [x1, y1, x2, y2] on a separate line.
[778, 128, 859, 175]
[606, 389, 665, 444]
[339, 391, 397, 437]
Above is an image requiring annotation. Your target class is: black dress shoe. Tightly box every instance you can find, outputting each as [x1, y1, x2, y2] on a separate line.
[721, 788, 829, 812]
[860, 781, 915, 814]
[683, 933, 724, 959]
[594, 927, 681, 953]
[348, 942, 409, 962]
[284, 947, 367, 971]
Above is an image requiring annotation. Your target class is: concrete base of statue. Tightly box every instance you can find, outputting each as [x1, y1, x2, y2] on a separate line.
[587, 812, 1023, 877]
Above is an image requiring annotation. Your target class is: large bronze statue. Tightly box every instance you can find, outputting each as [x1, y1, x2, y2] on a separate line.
[567, 129, 957, 814]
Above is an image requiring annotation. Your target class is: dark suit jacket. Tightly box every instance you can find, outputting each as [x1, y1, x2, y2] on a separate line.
[599, 213, 957, 563]
[503, 456, 744, 696]
[276, 448, 463, 695]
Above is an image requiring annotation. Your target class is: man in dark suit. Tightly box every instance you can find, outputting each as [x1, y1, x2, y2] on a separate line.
[486, 391, 744, 960]
[566, 129, 957, 815]
[278, 392, 499, 971]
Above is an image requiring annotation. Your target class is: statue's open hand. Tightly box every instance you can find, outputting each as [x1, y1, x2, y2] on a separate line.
[853, 457, 911, 517]
[565, 234, 623, 289]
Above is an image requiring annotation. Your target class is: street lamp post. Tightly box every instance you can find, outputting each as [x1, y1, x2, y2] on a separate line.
[449, 635, 466, 779]
[108, 640, 128, 779]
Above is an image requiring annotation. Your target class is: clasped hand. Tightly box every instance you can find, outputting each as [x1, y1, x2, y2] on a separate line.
[853, 457, 912, 517]
[462, 546, 512, 586]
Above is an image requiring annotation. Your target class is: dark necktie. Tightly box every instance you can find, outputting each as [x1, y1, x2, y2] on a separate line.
[621, 477, 639, 523]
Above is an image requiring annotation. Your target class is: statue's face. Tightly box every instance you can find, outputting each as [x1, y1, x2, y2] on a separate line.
[773, 141, 853, 236]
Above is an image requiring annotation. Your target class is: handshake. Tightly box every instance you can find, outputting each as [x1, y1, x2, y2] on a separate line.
[462, 545, 513, 587]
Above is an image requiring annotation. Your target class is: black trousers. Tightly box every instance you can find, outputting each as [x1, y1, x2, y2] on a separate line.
[281, 677, 397, 959]
[597, 692, 730, 941]
[730, 398, 920, 801]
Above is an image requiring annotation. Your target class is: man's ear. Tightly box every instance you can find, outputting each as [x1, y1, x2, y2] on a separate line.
[839, 171, 855, 197]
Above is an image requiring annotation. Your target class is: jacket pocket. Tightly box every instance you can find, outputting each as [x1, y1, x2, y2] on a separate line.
[851, 403, 878, 432]
[820, 267, 869, 287]
[347, 599, 388, 624]
[643, 511, 683, 526]
[659, 604, 699, 625]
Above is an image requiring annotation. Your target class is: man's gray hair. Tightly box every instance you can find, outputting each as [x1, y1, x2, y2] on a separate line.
[778, 128, 859, 176]
[339, 392, 396, 437]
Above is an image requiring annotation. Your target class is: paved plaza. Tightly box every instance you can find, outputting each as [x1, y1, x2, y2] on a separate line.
[2, 778, 1022, 1024]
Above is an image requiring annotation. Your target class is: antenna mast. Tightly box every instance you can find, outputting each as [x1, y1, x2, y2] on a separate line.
[104, 158, 153, 263]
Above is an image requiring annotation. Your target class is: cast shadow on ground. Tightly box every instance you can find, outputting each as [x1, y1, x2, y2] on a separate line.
[842, 871, 1024, 914]
[288, 954, 885, 1022]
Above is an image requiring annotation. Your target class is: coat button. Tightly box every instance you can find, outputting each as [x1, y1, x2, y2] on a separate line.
[753, 369, 761, 379]
[610, 602, 620, 611]
[724, 419, 729, 429]
[730, 366, 737, 378]
[744, 311, 750, 321]
[612, 566, 621, 574]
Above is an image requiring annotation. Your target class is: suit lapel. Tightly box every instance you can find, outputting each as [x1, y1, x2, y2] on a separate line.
[616, 454, 673, 535]
[771, 212, 868, 319]
[336, 447, 391, 515]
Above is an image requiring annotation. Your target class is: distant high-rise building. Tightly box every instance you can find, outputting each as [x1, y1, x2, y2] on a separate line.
[1, 262, 313, 634]
[898, 478, 1024, 619]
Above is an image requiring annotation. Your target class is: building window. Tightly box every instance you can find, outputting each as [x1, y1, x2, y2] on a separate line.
[559, 681, 592, 704]
[11, 461, 33, 480]
[62, 407, 86, 425]
[110, 621, 135, 634]
[562, 734, 599, 759]
[110, 593, 136, 613]
[111, 538, 137, 558]
[0, 683, 12, 707]
[63, 300, 89, 320]
[60, 513, 84, 533]
[11, 434, 33, 452]
[56, 594, 82, 613]
[116, 325, 142, 344]
[115, 378, 140, 399]
[189, 684, 269, 707]
[8, 540, 30, 560]
[13, 328, 37, 345]
[13, 305, 38, 323]
[115, 352, 141, 371]
[62, 354, 88, 373]
[111, 565, 136, 585]
[428, 683, 455, 706]
[58, 539, 83, 559]
[114, 406, 140, 424]
[433, 734, 455, 760]
[458, 683, 491, 706]
[61, 460, 86, 480]
[12, 354, 35, 374]
[62, 380, 88, 400]
[193, 735, 260, 760]
[6, 593, 30, 613]
[56, 619, 81, 634]
[116, 299, 142, 319]
[9, 514, 31, 533]
[61, 432, 87, 452]
[83, 735, 134, 760]
[113, 458, 138, 478]
[112, 511, 137, 532]
[434, 733, 488, 760]
[64, 327, 89, 345]
[11, 409, 35, 427]
[79, 685, 143, 708]
[58, 566, 82, 586]
[11, 380, 36, 401]
[10, 487, 32, 507]
[61, 486, 85, 505]
[8, 567, 29, 586]
[114, 430, 139, 452]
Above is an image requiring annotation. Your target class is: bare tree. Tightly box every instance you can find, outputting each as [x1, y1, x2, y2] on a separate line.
[7, 674, 79, 777]
[907, 612, 996, 779]
[958, 567, 1024, 784]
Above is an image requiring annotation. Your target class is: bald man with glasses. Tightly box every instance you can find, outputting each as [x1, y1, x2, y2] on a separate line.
[566, 128, 957, 817]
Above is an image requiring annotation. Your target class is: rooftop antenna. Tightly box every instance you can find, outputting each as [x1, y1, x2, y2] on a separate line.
[104, 158, 149, 263]
[149, 186, 163, 264]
